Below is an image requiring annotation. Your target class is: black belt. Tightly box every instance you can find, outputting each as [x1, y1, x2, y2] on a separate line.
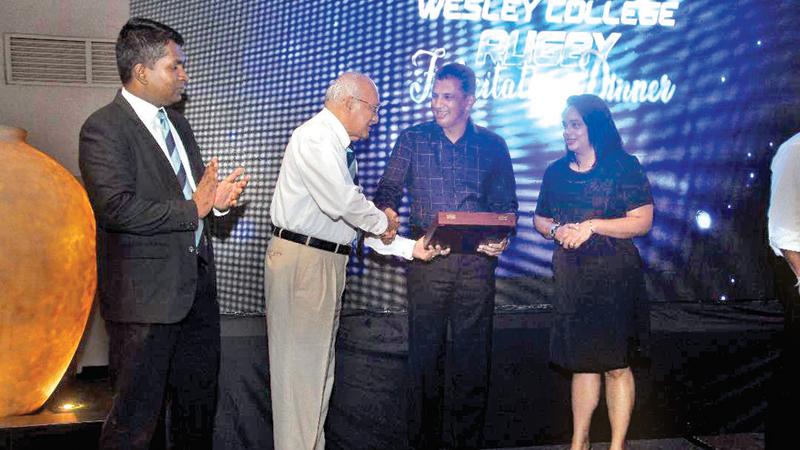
[272, 227, 351, 255]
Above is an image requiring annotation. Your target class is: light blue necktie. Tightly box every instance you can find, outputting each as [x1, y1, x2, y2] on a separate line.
[158, 108, 203, 246]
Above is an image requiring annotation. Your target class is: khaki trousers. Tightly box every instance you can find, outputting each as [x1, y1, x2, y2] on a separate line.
[264, 236, 347, 450]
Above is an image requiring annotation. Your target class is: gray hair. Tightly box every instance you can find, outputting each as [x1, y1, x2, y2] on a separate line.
[324, 72, 372, 103]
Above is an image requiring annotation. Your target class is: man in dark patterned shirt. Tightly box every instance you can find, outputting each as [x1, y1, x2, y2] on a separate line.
[374, 63, 518, 449]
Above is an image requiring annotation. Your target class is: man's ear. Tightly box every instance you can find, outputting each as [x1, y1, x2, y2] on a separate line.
[133, 63, 148, 85]
[466, 95, 476, 110]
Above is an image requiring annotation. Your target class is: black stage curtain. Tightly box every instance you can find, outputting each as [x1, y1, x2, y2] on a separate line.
[213, 301, 782, 449]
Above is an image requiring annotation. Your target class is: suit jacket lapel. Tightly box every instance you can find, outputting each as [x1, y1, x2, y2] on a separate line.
[112, 92, 191, 197]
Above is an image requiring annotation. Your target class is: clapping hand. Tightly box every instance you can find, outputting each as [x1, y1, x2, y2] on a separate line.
[194, 158, 219, 218]
[213, 160, 249, 211]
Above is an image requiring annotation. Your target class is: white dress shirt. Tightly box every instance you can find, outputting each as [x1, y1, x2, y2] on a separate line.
[121, 88, 198, 191]
[768, 132, 800, 256]
[270, 107, 387, 245]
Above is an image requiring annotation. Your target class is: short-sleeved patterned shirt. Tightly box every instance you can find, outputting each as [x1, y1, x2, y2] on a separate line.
[374, 120, 518, 235]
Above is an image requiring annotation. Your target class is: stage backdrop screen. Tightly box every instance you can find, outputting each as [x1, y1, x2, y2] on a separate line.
[131, 0, 800, 314]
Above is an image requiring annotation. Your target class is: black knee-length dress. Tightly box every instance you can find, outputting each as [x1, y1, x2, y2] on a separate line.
[535, 152, 653, 372]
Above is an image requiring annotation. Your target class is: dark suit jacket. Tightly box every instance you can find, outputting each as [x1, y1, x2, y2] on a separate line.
[79, 91, 215, 324]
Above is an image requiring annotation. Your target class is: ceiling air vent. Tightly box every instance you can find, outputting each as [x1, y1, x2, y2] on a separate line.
[4, 33, 117, 87]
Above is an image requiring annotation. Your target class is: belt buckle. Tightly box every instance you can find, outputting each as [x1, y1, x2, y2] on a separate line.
[334, 244, 340, 254]
[305, 235, 312, 246]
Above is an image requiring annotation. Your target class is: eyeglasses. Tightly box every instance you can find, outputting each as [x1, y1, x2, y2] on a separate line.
[352, 96, 382, 116]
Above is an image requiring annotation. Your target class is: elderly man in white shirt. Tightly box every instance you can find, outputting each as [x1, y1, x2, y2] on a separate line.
[265, 72, 443, 450]
[769, 132, 800, 275]
[767, 131, 800, 448]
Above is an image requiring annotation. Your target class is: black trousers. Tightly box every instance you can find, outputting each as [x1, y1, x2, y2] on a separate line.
[765, 257, 800, 449]
[100, 259, 220, 450]
[406, 254, 496, 450]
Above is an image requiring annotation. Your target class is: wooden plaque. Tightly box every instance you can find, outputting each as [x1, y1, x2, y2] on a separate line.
[423, 211, 517, 253]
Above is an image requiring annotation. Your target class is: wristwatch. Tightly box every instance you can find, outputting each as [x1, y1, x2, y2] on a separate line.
[548, 223, 560, 240]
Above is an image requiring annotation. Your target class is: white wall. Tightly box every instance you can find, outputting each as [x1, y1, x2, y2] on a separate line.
[0, 0, 129, 175]
[0, 0, 129, 372]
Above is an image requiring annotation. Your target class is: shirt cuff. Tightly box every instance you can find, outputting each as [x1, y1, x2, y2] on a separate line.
[364, 235, 415, 260]
[213, 207, 230, 217]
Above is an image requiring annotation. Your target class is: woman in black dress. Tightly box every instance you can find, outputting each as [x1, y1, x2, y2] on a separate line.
[533, 94, 654, 450]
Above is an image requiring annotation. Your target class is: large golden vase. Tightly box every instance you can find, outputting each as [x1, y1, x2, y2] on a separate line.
[0, 125, 96, 417]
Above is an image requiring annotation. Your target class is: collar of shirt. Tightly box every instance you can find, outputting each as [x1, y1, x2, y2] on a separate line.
[318, 107, 352, 151]
[120, 87, 163, 136]
[432, 118, 478, 145]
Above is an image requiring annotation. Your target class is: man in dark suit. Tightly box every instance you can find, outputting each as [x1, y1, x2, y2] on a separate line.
[79, 18, 247, 450]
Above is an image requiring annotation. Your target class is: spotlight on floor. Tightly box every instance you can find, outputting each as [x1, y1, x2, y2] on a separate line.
[57, 402, 84, 412]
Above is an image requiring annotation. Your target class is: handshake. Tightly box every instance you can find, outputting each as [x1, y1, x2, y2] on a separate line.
[378, 207, 449, 262]
[378, 207, 401, 244]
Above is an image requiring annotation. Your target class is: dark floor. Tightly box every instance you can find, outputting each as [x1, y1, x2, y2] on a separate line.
[0, 378, 768, 450]
[0, 369, 109, 450]
[1, 302, 780, 450]
[494, 433, 764, 449]
[0, 382, 767, 450]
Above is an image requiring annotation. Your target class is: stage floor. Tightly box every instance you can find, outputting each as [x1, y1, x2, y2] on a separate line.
[0, 369, 769, 450]
[0, 378, 766, 450]
[1, 300, 780, 450]
[494, 433, 764, 449]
